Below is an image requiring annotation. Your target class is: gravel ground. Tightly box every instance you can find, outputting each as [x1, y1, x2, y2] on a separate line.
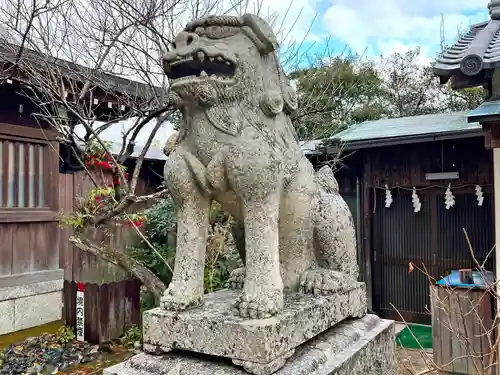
[0, 333, 134, 375]
[397, 348, 437, 375]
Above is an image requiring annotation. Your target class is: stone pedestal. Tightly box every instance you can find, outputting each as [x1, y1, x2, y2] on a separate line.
[104, 314, 396, 375]
[142, 285, 366, 373]
[104, 285, 397, 375]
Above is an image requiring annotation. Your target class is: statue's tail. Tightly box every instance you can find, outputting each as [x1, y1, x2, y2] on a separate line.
[315, 166, 339, 195]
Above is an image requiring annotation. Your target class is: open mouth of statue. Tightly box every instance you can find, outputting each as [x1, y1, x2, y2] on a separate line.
[167, 50, 235, 83]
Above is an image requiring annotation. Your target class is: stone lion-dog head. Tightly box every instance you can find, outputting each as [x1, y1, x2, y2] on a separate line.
[163, 14, 297, 124]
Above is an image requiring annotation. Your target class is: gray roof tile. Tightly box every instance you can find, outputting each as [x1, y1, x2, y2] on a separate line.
[434, 20, 500, 76]
[434, 2, 500, 77]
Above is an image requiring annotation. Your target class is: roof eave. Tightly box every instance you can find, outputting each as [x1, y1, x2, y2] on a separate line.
[326, 128, 484, 153]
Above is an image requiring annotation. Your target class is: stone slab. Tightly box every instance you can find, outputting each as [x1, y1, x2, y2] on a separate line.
[0, 300, 15, 335]
[104, 314, 396, 375]
[14, 291, 63, 331]
[143, 285, 366, 365]
[0, 279, 63, 302]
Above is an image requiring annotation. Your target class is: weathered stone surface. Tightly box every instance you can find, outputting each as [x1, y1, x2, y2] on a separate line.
[144, 287, 366, 366]
[160, 13, 360, 319]
[104, 315, 396, 375]
[0, 289, 63, 335]
[0, 279, 63, 302]
[0, 300, 15, 335]
[14, 291, 63, 331]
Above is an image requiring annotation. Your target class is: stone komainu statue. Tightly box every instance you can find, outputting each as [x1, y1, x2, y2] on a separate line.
[162, 14, 359, 319]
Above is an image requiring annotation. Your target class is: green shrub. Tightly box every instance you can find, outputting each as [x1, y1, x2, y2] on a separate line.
[56, 325, 76, 345]
[121, 325, 141, 346]
[142, 198, 176, 245]
[130, 198, 242, 305]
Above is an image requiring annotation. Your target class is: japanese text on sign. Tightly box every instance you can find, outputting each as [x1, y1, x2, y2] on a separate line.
[76, 282, 85, 342]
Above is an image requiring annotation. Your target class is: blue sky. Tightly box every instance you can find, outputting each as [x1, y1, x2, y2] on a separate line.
[270, 0, 491, 68]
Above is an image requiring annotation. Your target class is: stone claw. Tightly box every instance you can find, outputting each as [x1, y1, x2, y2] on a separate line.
[225, 267, 246, 289]
[299, 269, 355, 296]
[234, 289, 283, 319]
[160, 284, 203, 312]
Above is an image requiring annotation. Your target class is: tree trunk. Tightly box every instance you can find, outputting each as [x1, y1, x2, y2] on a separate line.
[69, 235, 166, 306]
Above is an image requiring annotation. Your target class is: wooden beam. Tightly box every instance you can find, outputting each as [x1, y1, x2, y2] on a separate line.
[0, 210, 57, 222]
[451, 70, 491, 90]
[362, 153, 373, 312]
[484, 125, 500, 149]
[0, 123, 58, 141]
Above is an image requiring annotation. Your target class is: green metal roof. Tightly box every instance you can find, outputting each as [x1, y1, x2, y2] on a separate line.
[331, 111, 482, 144]
[467, 100, 500, 122]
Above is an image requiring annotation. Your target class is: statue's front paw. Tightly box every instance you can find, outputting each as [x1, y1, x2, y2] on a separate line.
[234, 286, 283, 319]
[160, 284, 203, 312]
[225, 267, 245, 289]
[299, 269, 356, 296]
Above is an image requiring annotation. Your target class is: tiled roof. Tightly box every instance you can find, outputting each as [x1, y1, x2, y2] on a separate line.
[434, 1, 500, 77]
[329, 111, 482, 144]
[0, 40, 163, 99]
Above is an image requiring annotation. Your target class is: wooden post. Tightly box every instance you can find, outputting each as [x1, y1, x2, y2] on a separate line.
[481, 117, 500, 373]
[494, 148, 500, 315]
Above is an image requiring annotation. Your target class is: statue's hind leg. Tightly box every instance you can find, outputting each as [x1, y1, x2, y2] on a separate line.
[300, 190, 359, 296]
[225, 220, 246, 290]
[278, 160, 318, 292]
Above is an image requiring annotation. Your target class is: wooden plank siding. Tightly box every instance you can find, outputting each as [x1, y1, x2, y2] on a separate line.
[58, 161, 163, 285]
[0, 124, 60, 280]
[431, 285, 496, 374]
[58, 162, 163, 342]
[335, 136, 495, 324]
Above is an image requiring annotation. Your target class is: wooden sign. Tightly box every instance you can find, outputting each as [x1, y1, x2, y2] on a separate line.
[76, 282, 85, 342]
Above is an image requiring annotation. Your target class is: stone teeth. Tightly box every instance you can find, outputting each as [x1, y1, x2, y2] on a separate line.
[225, 61, 231, 65]
[200, 70, 208, 77]
[209, 57, 214, 62]
[197, 51, 205, 61]
[217, 56, 223, 61]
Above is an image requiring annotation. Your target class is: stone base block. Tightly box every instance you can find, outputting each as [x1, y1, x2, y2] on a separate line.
[104, 314, 396, 375]
[143, 285, 366, 367]
[0, 276, 63, 335]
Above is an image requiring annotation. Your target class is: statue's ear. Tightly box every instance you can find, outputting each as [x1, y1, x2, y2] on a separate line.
[241, 14, 278, 55]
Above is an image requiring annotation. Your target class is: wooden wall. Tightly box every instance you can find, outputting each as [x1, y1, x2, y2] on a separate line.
[58, 165, 162, 285]
[362, 137, 492, 188]
[0, 123, 61, 283]
[335, 136, 494, 321]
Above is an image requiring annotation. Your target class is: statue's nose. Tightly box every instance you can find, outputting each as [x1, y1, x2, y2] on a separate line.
[172, 31, 199, 55]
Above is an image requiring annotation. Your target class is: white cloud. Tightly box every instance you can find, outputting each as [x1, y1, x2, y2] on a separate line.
[218, 0, 322, 43]
[166, 0, 320, 45]
[322, 0, 488, 62]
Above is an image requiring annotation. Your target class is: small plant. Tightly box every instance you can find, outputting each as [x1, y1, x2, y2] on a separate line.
[56, 325, 76, 345]
[121, 325, 141, 347]
[141, 199, 177, 244]
[59, 186, 116, 231]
